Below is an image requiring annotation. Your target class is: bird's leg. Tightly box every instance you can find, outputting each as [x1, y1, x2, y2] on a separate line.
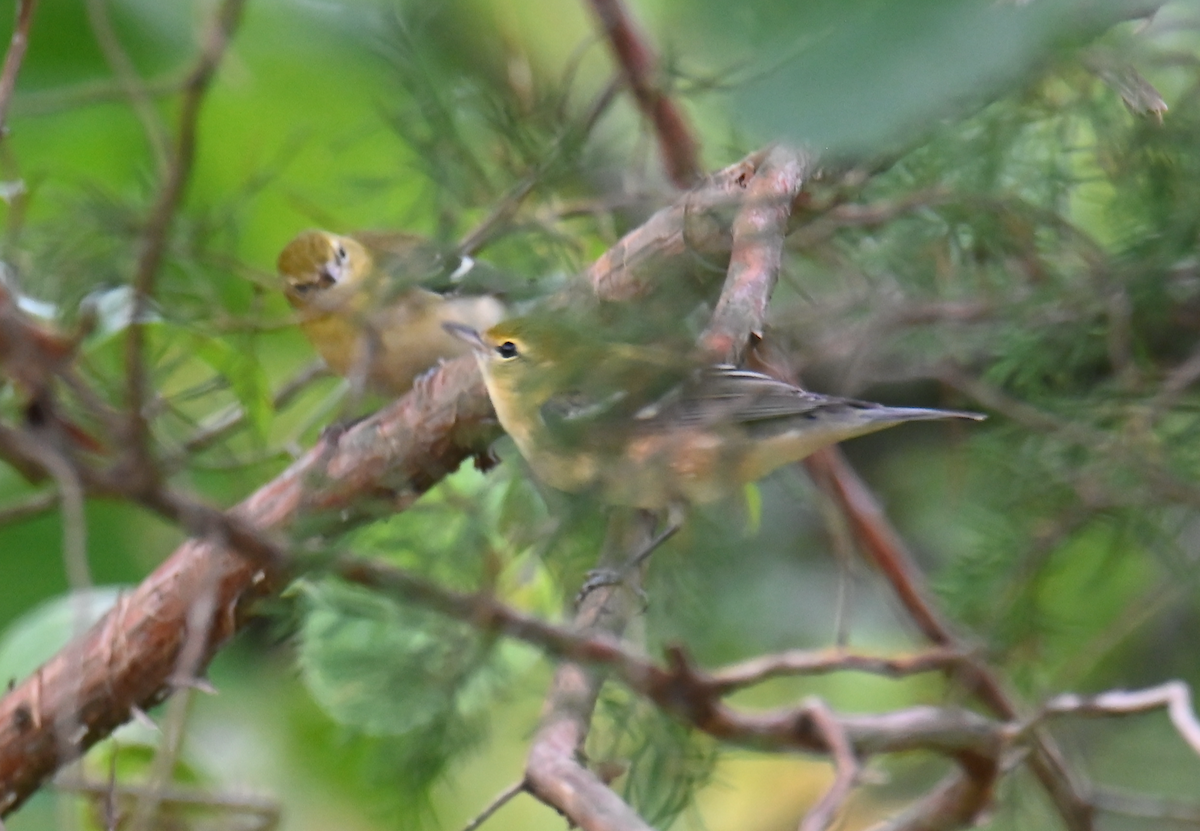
[339, 327, 379, 420]
[575, 504, 686, 606]
[316, 326, 381, 444]
[625, 504, 684, 571]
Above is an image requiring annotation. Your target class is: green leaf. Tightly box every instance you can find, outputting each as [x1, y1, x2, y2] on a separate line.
[294, 578, 525, 737]
[687, 0, 1143, 155]
[189, 334, 273, 438]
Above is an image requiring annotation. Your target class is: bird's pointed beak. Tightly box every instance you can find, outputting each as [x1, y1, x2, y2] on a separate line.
[443, 321, 487, 352]
[317, 263, 337, 288]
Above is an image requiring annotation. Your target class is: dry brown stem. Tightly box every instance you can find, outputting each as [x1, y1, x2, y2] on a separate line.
[585, 0, 701, 188]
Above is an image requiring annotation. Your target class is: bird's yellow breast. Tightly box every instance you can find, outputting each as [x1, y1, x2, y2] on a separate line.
[298, 312, 361, 378]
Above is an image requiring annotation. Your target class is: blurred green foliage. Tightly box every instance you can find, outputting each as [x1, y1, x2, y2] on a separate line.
[1, 0, 1200, 829]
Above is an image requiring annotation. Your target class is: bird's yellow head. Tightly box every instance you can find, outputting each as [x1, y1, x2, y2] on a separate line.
[277, 230, 373, 309]
[445, 316, 588, 421]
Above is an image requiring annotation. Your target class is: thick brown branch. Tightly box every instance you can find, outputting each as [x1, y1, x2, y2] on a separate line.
[699, 146, 812, 363]
[524, 511, 658, 831]
[585, 150, 768, 301]
[526, 696, 654, 831]
[0, 145, 781, 817]
[0, 357, 496, 815]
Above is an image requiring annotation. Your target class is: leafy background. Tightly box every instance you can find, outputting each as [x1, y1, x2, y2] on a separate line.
[1, 0, 1199, 829]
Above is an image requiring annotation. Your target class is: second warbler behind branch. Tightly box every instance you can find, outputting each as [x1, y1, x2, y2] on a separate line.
[278, 230, 506, 396]
[447, 317, 985, 510]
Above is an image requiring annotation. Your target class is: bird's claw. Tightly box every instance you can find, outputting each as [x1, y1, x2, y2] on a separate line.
[574, 568, 649, 609]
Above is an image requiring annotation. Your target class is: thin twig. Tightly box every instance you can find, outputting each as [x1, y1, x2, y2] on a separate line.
[799, 698, 859, 831]
[41, 448, 89, 592]
[585, 0, 700, 188]
[459, 779, 526, 831]
[1043, 681, 1200, 756]
[0, 487, 56, 525]
[123, 0, 246, 482]
[13, 72, 185, 118]
[0, 0, 39, 135]
[1092, 786, 1200, 824]
[708, 647, 965, 696]
[57, 778, 279, 829]
[181, 359, 329, 455]
[457, 76, 622, 257]
[83, 0, 170, 174]
[802, 445, 1093, 831]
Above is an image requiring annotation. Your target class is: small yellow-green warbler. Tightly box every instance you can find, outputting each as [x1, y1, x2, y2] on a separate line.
[447, 316, 984, 510]
[278, 229, 507, 396]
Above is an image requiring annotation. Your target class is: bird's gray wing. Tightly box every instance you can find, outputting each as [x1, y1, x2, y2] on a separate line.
[639, 366, 983, 431]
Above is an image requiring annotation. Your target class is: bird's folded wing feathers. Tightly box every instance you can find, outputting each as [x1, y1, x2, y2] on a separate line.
[358, 231, 539, 301]
[537, 363, 983, 447]
[637, 366, 985, 429]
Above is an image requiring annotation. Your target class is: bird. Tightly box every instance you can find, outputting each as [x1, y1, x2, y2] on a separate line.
[446, 315, 985, 511]
[277, 230, 508, 396]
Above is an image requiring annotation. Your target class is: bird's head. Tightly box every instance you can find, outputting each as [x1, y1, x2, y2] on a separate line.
[277, 230, 373, 308]
[445, 316, 580, 405]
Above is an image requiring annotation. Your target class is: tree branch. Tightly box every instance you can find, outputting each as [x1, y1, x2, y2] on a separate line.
[525, 148, 808, 828]
[122, 0, 246, 483]
[708, 647, 966, 696]
[0, 147, 777, 814]
[585, 0, 701, 188]
[699, 146, 812, 363]
[802, 447, 1092, 830]
[0, 357, 496, 815]
[585, 149, 767, 301]
[0, 0, 38, 136]
[524, 513, 658, 831]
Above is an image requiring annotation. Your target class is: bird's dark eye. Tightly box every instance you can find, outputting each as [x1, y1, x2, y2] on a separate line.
[497, 341, 519, 359]
[335, 243, 347, 261]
